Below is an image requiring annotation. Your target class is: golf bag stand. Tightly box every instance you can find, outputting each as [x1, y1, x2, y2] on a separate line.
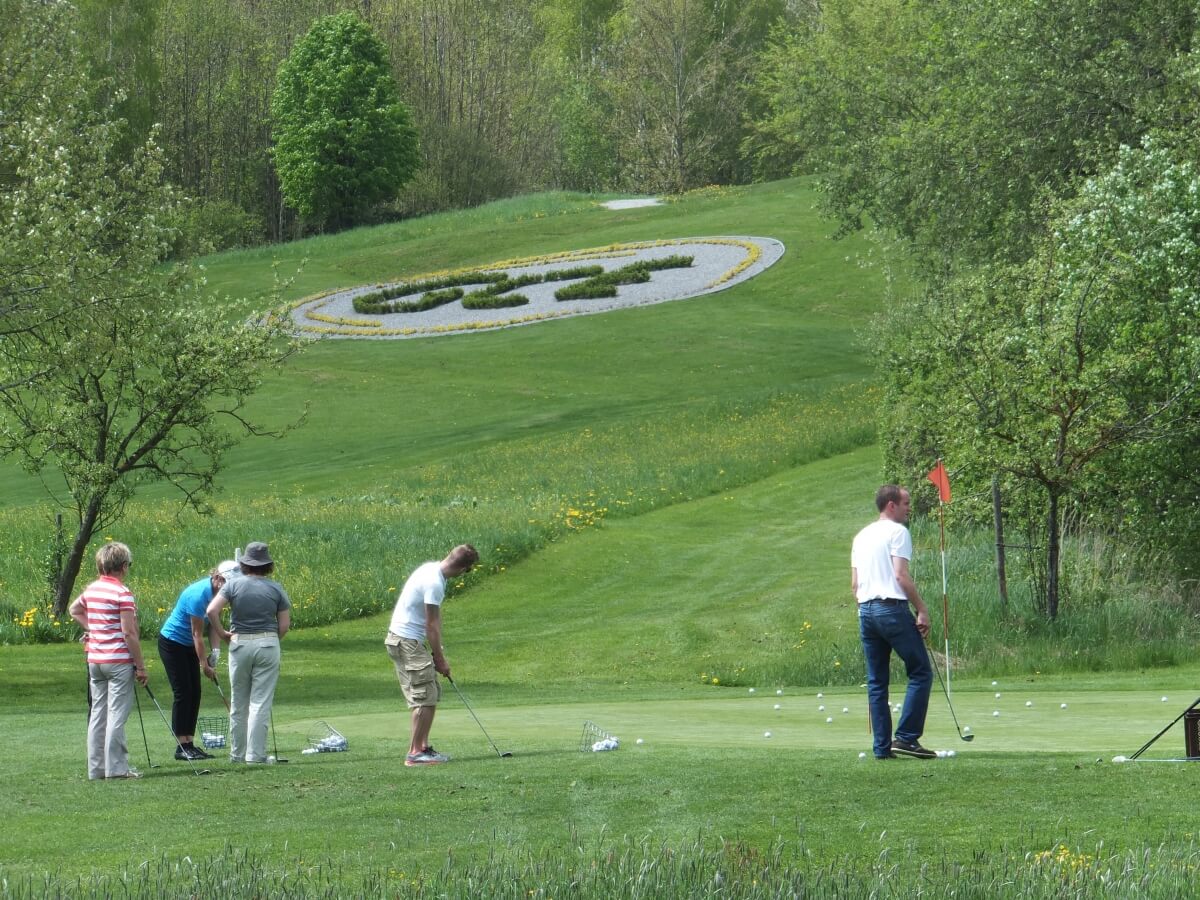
[1186, 710, 1200, 760]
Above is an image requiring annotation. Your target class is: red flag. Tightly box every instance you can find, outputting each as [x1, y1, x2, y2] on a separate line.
[927, 459, 951, 503]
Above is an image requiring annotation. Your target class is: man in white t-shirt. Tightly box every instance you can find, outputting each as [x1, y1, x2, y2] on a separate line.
[385, 544, 480, 766]
[851, 485, 934, 760]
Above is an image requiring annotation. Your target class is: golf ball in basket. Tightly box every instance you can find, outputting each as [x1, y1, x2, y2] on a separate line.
[764, 731, 772, 738]
[1025, 700, 1033, 707]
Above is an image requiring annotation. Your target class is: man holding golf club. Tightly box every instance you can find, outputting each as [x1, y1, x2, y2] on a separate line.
[852, 485, 935, 760]
[157, 560, 239, 761]
[385, 544, 479, 766]
[69, 541, 148, 780]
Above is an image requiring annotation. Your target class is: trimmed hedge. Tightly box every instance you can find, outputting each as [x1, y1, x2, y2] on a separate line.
[554, 255, 693, 301]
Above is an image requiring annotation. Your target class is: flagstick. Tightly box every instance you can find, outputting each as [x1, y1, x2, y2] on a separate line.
[938, 497, 950, 698]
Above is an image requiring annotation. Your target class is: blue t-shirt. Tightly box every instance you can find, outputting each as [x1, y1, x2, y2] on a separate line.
[160, 576, 214, 646]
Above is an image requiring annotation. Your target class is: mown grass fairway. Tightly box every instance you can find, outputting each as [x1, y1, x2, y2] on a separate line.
[2, 181, 1199, 896]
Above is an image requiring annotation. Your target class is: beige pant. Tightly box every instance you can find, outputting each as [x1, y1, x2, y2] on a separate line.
[228, 633, 281, 762]
[87, 662, 136, 779]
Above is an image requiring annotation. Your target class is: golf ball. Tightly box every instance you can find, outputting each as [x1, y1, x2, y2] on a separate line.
[818, 705, 825, 711]
[858, 752, 867, 759]
[636, 738, 644, 745]
[1025, 700, 1033, 707]
[936, 750, 947, 758]
[817, 692, 823, 698]
[774, 703, 781, 710]
[842, 707, 849, 714]
[825, 717, 833, 724]
[1162, 696, 1169, 702]
[993, 710, 1001, 717]
[777, 689, 783, 696]
[1061, 703, 1068, 709]
[995, 692, 1002, 699]
[962, 726, 971, 733]
[267, 755, 276, 764]
[947, 750, 956, 758]
[764, 731, 772, 738]
[1112, 755, 1128, 763]
[749, 688, 755, 694]
[991, 680, 998, 686]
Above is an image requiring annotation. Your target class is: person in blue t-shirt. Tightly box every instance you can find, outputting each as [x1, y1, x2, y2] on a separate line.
[157, 560, 240, 761]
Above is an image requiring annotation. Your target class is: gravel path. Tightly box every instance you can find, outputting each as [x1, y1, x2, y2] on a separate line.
[288, 236, 785, 340]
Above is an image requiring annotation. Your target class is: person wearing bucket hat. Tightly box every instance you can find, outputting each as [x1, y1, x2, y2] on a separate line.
[157, 560, 238, 761]
[206, 542, 291, 764]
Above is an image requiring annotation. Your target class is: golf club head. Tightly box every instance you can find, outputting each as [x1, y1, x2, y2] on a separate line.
[500, 751, 513, 758]
[960, 733, 975, 742]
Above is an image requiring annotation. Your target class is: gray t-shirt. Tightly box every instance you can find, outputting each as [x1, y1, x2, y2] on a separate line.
[225, 575, 291, 633]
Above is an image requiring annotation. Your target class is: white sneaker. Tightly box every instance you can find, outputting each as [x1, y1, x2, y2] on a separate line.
[405, 749, 449, 766]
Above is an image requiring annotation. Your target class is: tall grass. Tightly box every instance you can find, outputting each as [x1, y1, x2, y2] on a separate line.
[0, 385, 874, 643]
[4, 837, 1198, 899]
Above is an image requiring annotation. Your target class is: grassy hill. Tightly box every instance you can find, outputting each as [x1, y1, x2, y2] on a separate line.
[2, 180, 1198, 896]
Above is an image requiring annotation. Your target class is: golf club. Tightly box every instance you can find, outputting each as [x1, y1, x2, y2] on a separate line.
[447, 675, 512, 758]
[131, 672, 159, 769]
[270, 708, 289, 762]
[144, 682, 210, 775]
[210, 671, 231, 713]
[1130, 695, 1200, 760]
[928, 646, 974, 742]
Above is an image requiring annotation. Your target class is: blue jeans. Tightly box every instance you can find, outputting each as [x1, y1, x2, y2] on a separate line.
[859, 600, 932, 758]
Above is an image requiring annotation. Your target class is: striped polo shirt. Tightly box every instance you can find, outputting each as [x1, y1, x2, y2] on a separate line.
[78, 575, 137, 664]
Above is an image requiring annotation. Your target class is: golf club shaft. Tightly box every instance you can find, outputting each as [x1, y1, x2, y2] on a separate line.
[447, 676, 506, 757]
[270, 708, 287, 761]
[210, 672, 231, 713]
[132, 671, 155, 768]
[928, 645, 972, 741]
[144, 682, 203, 774]
[1130, 695, 1200, 759]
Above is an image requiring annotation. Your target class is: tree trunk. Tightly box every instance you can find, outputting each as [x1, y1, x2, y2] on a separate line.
[992, 475, 1008, 607]
[52, 497, 104, 618]
[1046, 490, 1060, 620]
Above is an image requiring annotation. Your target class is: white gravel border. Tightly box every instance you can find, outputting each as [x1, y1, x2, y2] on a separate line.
[287, 235, 784, 340]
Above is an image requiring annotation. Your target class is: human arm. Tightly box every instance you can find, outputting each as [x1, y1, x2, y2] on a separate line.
[120, 607, 149, 685]
[893, 556, 930, 637]
[68, 596, 89, 637]
[425, 604, 450, 677]
[191, 615, 215, 680]
[277, 608, 290, 639]
[206, 591, 233, 642]
[850, 566, 858, 601]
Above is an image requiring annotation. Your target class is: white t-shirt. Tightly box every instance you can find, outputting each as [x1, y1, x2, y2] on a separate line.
[851, 519, 912, 603]
[388, 561, 445, 640]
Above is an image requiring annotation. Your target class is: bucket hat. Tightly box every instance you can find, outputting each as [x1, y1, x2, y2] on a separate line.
[238, 542, 273, 567]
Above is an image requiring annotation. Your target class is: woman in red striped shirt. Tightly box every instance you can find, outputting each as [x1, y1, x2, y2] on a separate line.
[69, 542, 149, 780]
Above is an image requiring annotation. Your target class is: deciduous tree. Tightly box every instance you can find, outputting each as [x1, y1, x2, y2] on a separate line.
[271, 11, 419, 231]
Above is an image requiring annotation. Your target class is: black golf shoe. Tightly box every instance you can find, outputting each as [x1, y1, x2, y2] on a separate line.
[891, 738, 937, 759]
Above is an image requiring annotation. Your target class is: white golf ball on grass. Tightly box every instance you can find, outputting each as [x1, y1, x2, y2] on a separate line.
[962, 725, 971, 734]
[825, 717, 833, 724]
[777, 689, 783, 696]
[993, 710, 1001, 717]
[1025, 700, 1033, 707]
[842, 707, 849, 714]
[764, 731, 772, 738]
[774, 703, 782, 710]
[1112, 755, 1128, 763]
[749, 688, 755, 694]
[818, 705, 825, 711]
[947, 750, 956, 758]
[858, 752, 867, 759]
[636, 738, 644, 745]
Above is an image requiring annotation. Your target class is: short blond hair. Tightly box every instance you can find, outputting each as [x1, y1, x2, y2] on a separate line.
[447, 544, 479, 569]
[96, 542, 132, 576]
